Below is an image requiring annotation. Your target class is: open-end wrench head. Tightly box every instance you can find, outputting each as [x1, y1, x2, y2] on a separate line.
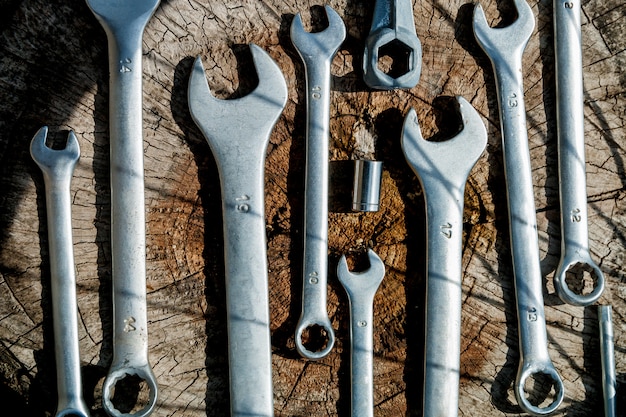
[85, 0, 160, 34]
[401, 97, 487, 187]
[188, 44, 288, 159]
[30, 127, 80, 178]
[473, 0, 535, 58]
[290, 5, 346, 62]
[337, 249, 386, 297]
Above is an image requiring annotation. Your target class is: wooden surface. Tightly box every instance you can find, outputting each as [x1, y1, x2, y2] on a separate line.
[0, 0, 624, 415]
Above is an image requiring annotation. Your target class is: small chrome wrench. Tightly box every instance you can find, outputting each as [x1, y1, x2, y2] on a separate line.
[337, 249, 386, 417]
[188, 45, 287, 417]
[599, 305, 616, 417]
[290, 5, 346, 360]
[31, 127, 90, 417]
[402, 97, 487, 417]
[85, 0, 160, 415]
[553, 0, 605, 306]
[363, 0, 422, 89]
[473, 0, 565, 414]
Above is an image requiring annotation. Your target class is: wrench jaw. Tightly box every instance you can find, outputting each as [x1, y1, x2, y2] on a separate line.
[363, 28, 422, 90]
[472, 0, 535, 59]
[401, 97, 487, 189]
[188, 45, 288, 162]
[102, 365, 158, 417]
[336, 249, 386, 297]
[553, 255, 605, 306]
[515, 362, 565, 416]
[290, 5, 347, 62]
[30, 127, 80, 179]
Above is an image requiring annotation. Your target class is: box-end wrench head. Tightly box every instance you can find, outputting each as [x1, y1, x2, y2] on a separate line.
[402, 97, 486, 417]
[473, 1, 565, 415]
[189, 45, 287, 417]
[290, 5, 346, 361]
[30, 127, 90, 417]
[363, 0, 422, 90]
[337, 249, 385, 417]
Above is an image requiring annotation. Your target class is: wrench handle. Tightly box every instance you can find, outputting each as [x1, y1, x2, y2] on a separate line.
[296, 55, 336, 359]
[43, 173, 91, 417]
[421, 182, 465, 417]
[217, 159, 274, 417]
[348, 294, 376, 417]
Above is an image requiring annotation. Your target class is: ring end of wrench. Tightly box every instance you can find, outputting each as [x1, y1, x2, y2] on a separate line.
[554, 255, 605, 306]
[362, 27, 422, 90]
[102, 365, 158, 417]
[515, 363, 564, 415]
[295, 318, 336, 360]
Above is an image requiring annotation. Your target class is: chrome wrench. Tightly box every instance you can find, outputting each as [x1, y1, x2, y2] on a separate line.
[290, 5, 346, 360]
[31, 127, 90, 417]
[188, 45, 287, 417]
[85, 0, 160, 415]
[553, 0, 605, 306]
[363, 0, 422, 89]
[337, 249, 385, 417]
[473, 0, 565, 414]
[402, 97, 487, 417]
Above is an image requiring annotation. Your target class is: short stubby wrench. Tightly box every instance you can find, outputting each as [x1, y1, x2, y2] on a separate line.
[31, 127, 90, 417]
[188, 45, 287, 417]
[85, 0, 160, 415]
[553, 0, 605, 306]
[363, 0, 422, 89]
[290, 5, 346, 360]
[337, 249, 386, 417]
[473, 0, 565, 414]
[402, 97, 487, 417]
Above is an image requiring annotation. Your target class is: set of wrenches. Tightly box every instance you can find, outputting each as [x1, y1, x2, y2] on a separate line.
[28, 0, 613, 416]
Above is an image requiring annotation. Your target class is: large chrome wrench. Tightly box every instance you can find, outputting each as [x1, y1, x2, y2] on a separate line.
[290, 5, 346, 360]
[188, 45, 287, 417]
[473, 0, 565, 414]
[363, 0, 422, 89]
[84, 0, 160, 415]
[31, 127, 90, 417]
[402, 97, 487, 417]
[337, 249, 386, 417]
[553, 0, 605, 306]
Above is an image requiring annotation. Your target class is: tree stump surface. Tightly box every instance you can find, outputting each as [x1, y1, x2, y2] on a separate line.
[0, 0, 624, 416]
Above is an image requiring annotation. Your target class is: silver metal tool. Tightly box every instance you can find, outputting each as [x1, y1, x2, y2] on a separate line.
[85, 0, 160, 415]
[188, 45, 287, 417]
[352, 160, 383, 212]
[553, 0, 605, 306]
[31, 127, 90, 417]
[363, 0, 422, 89]
[337, 249, 386, 417]
[599, 305, 616, 417]
[290, 5, 346, 360]
[402, 97, 487, 417]
[473, 0, 565, 414]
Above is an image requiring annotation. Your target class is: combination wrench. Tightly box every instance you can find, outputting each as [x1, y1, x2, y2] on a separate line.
[290, 5, 346, 360]
[553, 0, 605, 305]
[85, 0, 160, 415]
[31, 127, 90, 417]
[473, 0, 565, 414]
[337, 249, 386, 417]
[402, 97, 487, 417]
[363, 0, 422, 89]
[188, 45, 287, 417]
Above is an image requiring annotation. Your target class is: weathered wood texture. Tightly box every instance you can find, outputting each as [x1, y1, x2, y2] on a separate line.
[0, 0, 624, 415]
